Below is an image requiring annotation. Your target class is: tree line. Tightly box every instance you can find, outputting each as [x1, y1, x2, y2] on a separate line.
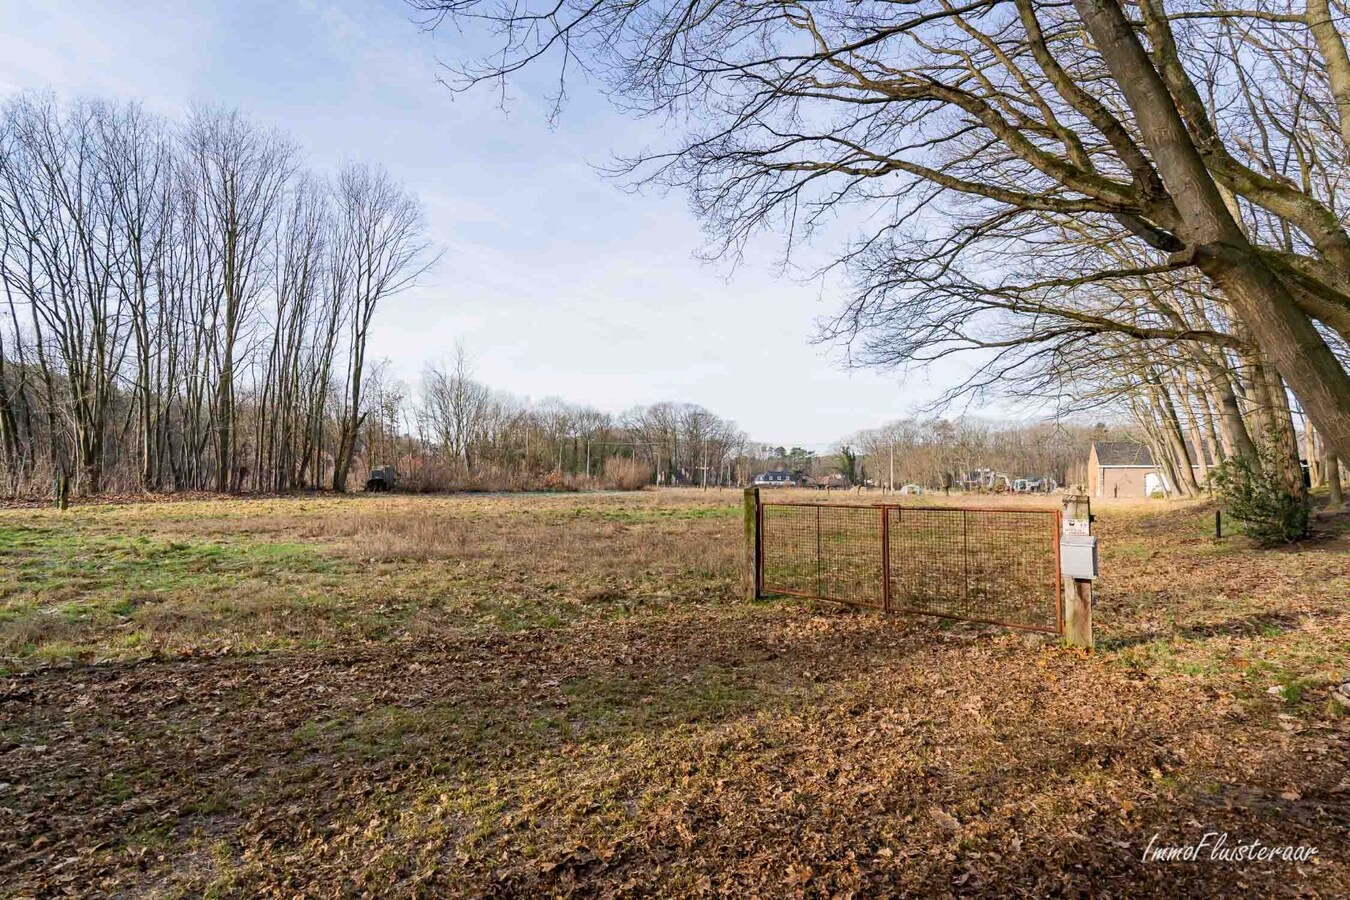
[411, 0, 1350, 510]
[0, 93, 431, 496]
[363, 348, 753, 490]
[843, 419, 1120, 490]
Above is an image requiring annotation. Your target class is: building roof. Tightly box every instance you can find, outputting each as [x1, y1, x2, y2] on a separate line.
[1093, 441, 1154, 467]
[1093, 440, 1215, 467]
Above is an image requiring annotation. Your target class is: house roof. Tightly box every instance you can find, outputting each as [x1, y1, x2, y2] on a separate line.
[1093, 441, 1154, 467]
[1093, 440, 1215, 467]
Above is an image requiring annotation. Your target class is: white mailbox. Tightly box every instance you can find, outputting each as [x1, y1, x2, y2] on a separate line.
[1060, 534, 1099, 580]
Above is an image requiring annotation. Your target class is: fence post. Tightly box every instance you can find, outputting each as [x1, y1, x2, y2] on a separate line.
[743, 487, 760, 601]
[1060, 494, 1095, 649]
[880, 506, 891, 612]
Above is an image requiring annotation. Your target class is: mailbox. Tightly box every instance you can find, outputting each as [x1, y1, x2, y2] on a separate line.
[1060, 534, 1098, 580]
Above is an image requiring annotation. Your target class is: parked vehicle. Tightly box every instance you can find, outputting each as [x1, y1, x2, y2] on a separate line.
[365, 465, 397, 492]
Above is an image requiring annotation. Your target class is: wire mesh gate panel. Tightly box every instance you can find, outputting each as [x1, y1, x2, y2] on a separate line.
[758, 502, 1062, 633]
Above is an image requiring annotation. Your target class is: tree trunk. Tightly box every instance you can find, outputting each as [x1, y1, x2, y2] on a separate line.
[1326, 455, 1343, 510]
[1155, 381, 1202, 495]
[1261, 367, 1309, 502]
[333, 423, 356, 492]
[1306, 0, 1350, 153]
[1182, 388, 1211, 486]
[1074, 0, 1350, 462]
[1191, 348, 1258, 462]
[1305, 421, 1323, 488]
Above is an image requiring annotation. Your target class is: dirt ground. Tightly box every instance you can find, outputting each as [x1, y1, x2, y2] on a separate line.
[1, 489, 1347, 897]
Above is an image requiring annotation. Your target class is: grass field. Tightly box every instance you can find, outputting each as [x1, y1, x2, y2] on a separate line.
[2, 489, 1347, 896]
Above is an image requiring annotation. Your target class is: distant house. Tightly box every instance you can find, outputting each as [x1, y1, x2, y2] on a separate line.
[753, 470, 799, 487]
[1087, 441, 1211, 499]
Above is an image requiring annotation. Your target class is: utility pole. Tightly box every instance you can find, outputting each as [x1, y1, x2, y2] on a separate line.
[889, 442, 894, 494]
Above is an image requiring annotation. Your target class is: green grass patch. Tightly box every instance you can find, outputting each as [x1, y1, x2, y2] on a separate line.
[0, 522, 337, 598]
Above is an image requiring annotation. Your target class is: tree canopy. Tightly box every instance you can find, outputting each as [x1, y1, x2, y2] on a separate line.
[409, 0, 1350, 472]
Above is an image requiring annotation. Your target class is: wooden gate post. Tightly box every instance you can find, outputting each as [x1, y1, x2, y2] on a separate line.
[1060, 494, 1095, 648]
[743, 487, 761, 601]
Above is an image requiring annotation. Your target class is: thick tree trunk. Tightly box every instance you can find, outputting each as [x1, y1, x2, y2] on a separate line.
[1074, 0, 1350, 462]
[333, 358, 363, 493]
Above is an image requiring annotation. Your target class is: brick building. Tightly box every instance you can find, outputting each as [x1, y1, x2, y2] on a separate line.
[1087, 440, 1209, 499]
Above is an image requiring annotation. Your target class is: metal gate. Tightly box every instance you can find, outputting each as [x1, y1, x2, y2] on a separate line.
[756, 501, 1062, 634]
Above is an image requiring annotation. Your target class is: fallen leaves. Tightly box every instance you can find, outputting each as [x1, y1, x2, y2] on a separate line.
[930, 808, 962, 832]
[1, 492, 1347, 897]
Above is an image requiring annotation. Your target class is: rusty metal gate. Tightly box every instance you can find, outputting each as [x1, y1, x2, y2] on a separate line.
[756, 501, 1063, 634]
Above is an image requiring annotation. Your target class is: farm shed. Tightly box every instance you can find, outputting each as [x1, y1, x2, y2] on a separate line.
[1087, 441, 1210, 499]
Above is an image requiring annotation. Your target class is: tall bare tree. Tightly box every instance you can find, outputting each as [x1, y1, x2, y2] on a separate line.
[182, 107, 294, 492]
[330, 163, 430, 492]
[0, 92, 439, 497]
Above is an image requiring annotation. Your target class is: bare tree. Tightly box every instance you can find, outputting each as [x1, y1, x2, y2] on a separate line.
[330, 163, 431, 492]
[0, 95, 136, 493]
[182, 107, 295, 492]
[0, 92, 439, 498]
[421, 343, 491, 472]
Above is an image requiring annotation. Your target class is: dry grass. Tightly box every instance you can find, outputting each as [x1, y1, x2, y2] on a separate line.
[1, 489, 1347, 897]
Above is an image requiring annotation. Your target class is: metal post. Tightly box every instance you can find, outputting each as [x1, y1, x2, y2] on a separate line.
[816, 505, 823, 597]
[962, 509, 970, 602]
[1053, 509, 1064, 634]
[881, 505, 891, 612]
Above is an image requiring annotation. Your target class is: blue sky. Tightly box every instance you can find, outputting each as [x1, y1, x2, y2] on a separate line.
[0, 0, 984, 448]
